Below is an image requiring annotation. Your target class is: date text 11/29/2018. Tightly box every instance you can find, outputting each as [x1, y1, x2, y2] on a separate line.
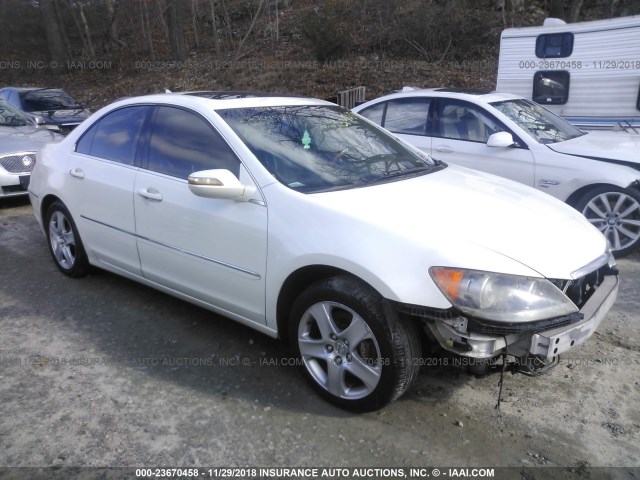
[135, 467, 496, 478]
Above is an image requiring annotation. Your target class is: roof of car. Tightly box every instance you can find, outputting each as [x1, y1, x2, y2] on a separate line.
[354, 87, 524, 108]
[1, 87, 65, 93]
[108, 92, 337, 111]
[182, 90, 308, 100]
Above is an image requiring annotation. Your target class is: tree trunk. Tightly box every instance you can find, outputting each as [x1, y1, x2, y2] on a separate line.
[234, 0, 265, 60]
[210, 0, 221, 56]
[40, 0, 70, 74]
[567, 0, 583, 22]
[191, 0, 199, 48]
[79, 3, 96, 58]
[141, 0, 155, 62]
[549, 0, 565, 19]
[167, 1, 187, 61]
[105, 0, 125, 48]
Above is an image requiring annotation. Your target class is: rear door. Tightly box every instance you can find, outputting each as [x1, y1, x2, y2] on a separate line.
[64, 105, 152, 275]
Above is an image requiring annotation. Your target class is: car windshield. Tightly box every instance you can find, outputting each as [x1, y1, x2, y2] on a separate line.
[217, 104, 442, 193]
[490, 99, 585, 144]
[0, 100, 30, 127]
[19, 89, 83, 112]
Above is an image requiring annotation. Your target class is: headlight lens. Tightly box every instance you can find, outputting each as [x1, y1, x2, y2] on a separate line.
[429, 267, 578, 322]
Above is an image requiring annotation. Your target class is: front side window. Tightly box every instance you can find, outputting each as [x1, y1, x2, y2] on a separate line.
[76, 106, 151, 165]
[0, 99, 30, 127]
[436, 101, 504, 143]
[217, 105, 443, 193]
[536, 33, 574, 58]
[533, 71, 570, 105]
[147, 106, 240, 179]
[491, 98, 584, 144]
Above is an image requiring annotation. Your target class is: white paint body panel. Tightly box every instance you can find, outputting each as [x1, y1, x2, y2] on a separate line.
[30, 93, 611, 339]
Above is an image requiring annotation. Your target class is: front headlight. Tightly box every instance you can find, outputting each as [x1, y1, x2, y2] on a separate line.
[429, 267, 578, 323]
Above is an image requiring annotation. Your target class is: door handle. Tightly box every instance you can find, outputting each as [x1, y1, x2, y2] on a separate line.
[69, 168, 85, 179]
[137, 188, 163, 201]
[434, 146, 454, 153]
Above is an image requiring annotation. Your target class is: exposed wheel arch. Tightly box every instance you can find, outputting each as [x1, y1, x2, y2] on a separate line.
[40, 194, 64, 226]
[277, 265, 369, 343]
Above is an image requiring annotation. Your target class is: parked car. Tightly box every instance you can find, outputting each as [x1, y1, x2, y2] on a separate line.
[0, 99, 61, 198]
[0, 87, 90, 135]
[29, 93, 618, 410]
[353, 88, 640, 257]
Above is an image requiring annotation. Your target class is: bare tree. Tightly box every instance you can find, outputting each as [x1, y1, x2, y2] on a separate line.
[567, 0, 584, 22]
[167, 0, 187, 61]
[234, 0, 265, 61]
[549, 0, 565, 19]
[40, 0, 70, 73]
[210, 0, 221, 56]
[140, 0, 155, 61]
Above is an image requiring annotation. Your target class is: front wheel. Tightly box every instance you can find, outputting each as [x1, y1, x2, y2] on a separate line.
[45, 201, 90, 277]
[576, 186, 640, 258]
[289, 275, 421, 411]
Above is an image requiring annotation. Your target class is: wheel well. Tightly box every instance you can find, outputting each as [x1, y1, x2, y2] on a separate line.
[565, 183, 622, 209]
[40, 194, 62, 221]
[276, 265, 355, 342]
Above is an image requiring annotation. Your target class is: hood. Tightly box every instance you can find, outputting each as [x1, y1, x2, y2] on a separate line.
[316, 166, 607, 280]
[30, 108, 90, 126]
[548, 131, 640, 167]
[0, 126, 62, 155]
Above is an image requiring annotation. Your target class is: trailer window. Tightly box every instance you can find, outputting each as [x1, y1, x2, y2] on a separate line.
[533, 71, 570, 105]
[536, 33, 573, 58]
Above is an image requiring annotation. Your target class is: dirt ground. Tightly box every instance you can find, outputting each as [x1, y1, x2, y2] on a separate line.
[1, 196, 639, 478]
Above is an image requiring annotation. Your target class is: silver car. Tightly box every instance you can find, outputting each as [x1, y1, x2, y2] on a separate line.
[0, 99, 61, 198]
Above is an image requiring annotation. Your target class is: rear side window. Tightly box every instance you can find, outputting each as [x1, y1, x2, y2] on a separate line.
[358, 102, 385, 125]
[384, 98, 431, 135]
[533, 71, 570, 105]
[146, 106, 240, 179]
[76, 106, 151, 165]
[536, 33, 574, 58]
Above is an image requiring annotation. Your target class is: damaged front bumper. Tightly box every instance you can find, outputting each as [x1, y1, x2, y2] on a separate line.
[402, 274, 618, 361]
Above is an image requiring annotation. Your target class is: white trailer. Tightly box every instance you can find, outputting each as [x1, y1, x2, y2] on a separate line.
[496, 15, 640, 131]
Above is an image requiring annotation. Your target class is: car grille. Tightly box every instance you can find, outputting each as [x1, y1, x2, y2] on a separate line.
[550, 264, 613, 310]
[0, 153, 36, 174]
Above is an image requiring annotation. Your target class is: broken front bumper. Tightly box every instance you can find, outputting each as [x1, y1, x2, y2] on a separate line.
[421, 274, 619, 360]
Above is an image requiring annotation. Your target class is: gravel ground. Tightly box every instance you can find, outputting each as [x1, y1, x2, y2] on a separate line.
[1, 197, 639, 479]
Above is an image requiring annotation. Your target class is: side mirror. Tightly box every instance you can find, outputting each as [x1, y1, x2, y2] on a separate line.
[188, 169, 255, 201]
[486, 131, 515, 148]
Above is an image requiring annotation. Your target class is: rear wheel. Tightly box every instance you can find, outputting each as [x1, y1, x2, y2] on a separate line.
[576, 186, 640, 258]
[289, 275, 421, 411]
[45, 201, 90, 277]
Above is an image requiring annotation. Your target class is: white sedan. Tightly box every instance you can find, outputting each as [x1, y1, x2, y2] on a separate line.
[353, 88, 640, 257]
[29, 93, 618, 410]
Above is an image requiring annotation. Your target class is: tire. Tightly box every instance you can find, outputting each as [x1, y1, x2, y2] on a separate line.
[289, 275, 421, 411]
[575, 186, 640, 258]
[45, 201, 90, 277]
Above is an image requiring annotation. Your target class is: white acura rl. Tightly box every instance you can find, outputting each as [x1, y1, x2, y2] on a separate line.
[29, 93, 618, 410]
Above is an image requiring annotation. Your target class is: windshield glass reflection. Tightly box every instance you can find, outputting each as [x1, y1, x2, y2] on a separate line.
[491, 99, 584, 144]
[218, 105, 442, 193]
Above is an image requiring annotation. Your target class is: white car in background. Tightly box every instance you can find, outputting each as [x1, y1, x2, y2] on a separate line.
[353, 88, 640, 257]
[0, 99, 61, 198]
[29, 93, 618, 410]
